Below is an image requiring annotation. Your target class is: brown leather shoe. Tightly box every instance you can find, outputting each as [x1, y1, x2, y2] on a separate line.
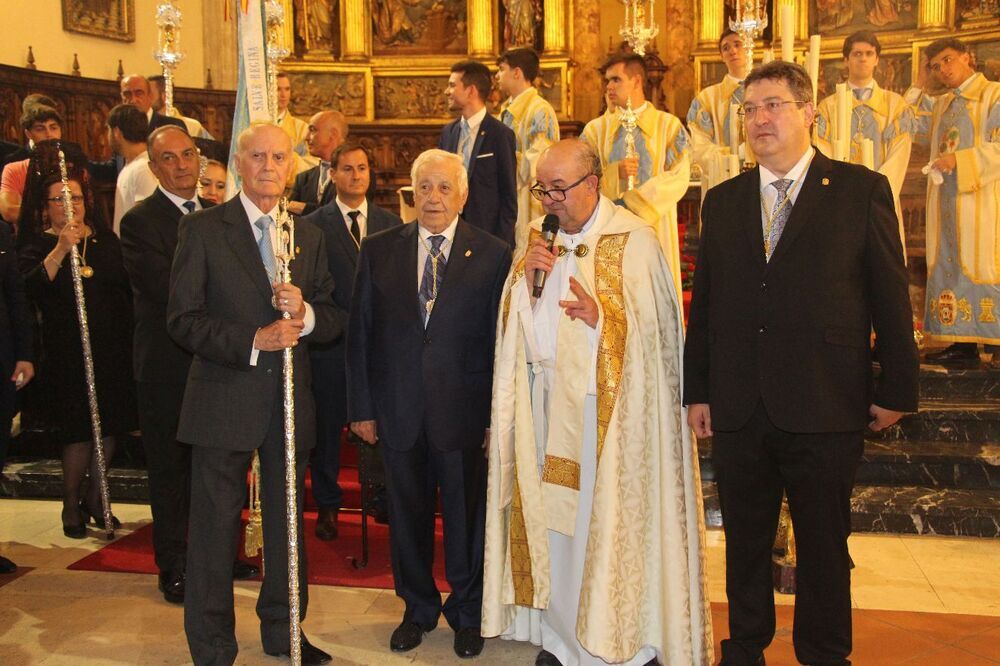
[315, 507, 339, 541]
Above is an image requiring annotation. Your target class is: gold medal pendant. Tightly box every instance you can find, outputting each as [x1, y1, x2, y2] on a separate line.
[80, 265, 94, 278]
[426, 298, 435, 316]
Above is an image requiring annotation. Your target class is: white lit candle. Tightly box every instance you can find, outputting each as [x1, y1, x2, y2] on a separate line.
[781, 5, 795, 63]
[807, 35, 821, 104]
[729, 104, 740, 156]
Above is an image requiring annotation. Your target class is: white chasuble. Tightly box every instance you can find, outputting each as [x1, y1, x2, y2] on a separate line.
[482, 197, 714, 665]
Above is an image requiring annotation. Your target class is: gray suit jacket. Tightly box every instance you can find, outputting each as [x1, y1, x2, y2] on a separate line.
[167, 196, 343, 450]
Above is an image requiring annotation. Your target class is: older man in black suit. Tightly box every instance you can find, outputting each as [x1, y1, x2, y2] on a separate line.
[301, 141, 401, 541]
[168, 123, 341, 665]
[121, 126, 259, 606]
[438, 60, 517, 247]
[348, 148, 511, 659]
[684, 61, 919, 666]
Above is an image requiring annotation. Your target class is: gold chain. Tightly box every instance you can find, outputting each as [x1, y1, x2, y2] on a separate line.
[419, 234, 446, 307]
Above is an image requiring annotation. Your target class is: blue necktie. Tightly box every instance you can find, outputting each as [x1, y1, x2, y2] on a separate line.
[458, 119, 473, 169]
[500, 104, 514, 129]
[853, 88, 872, 102]
[182, 201, 195, 214]
[255, 215, 276, 283]
[419, 235, 447, 324]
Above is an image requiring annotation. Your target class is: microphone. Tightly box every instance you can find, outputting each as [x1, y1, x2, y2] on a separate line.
[532, 214, 561, 298]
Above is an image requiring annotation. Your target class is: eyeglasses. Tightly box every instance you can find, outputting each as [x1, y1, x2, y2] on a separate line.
[738, 100, 809, 120]
[529, 173, 593, 202]
[47, 195, 84, 204]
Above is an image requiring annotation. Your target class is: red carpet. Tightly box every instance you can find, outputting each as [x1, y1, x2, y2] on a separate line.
[67, 511, 449, 591]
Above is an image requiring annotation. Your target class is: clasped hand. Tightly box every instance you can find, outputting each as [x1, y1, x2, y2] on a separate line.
[253, 282, 306, 351]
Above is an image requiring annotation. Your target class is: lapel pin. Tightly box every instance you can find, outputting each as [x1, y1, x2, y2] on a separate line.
[465, 249, 472, 257]
[821, 178, 830, 186]
[296, 246, 301, 255]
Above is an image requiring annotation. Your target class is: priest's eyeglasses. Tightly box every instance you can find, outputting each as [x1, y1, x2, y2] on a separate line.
[738, 100, 809, 120]
[529, 173, 592, 202]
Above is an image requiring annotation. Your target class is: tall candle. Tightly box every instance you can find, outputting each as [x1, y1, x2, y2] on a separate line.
[835, 82, 851, 159]
[807, 35, 821, 103]
[729, 104, 740, 156]
[781, 5, 795, 63]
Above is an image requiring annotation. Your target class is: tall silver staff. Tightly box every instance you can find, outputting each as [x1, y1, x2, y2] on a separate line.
[621, 98, 639, 192]
[154, 2, 184, 118]
[274, 197, 302, 665]
[57, 150, 114, 540]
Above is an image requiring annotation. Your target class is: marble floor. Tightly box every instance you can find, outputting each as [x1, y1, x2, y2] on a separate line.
[0, 499, 998, 665]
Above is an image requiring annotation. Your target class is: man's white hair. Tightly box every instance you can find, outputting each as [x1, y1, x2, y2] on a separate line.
[410, 149, 468, 196]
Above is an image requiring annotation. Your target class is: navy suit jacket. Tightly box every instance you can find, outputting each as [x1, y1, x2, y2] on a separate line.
[347, 219, 511, 451]
[0, 224, 33, 379]
[290, 165, 335, 217]
[301, 201, 401, 427]
[438, 114, 517, 247]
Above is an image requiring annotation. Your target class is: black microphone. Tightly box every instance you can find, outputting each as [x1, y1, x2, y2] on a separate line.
[532, 214, 561, 298]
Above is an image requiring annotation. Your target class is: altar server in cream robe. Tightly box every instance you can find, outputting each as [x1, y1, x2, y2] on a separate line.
[275, 72, 318, 182]
[482, 139, 713, 666]
[910, 37, 1000, 368]
[581, 54, 691, 300]
[497, 47, 560, 253]
[815, 30, 914, 256]
[687, 30, 749, 174]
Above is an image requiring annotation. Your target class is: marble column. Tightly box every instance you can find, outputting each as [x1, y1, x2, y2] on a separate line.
[573, 0, 602, 122]
[202, 1, 238, 90]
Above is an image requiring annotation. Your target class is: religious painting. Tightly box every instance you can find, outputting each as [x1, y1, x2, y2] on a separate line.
[374, 76, 451, 118]
[293, 0, 338, 56]
[699, 61, 730, 89]
[956, 0, 1000, 27]
[286, 72, 367, 118]
[501, 0, 543, 50]
[818, 52, 912, 99]
[372, 0, 467, 55]
[971, 41, 1000, 82]
[61, 0, 135, 42]
[808, 0, 916, 36]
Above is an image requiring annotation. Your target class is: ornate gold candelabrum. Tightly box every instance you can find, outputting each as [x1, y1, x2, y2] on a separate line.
[154, 2, 184, 118]
[265, 0, 290, 123]
[729, 0, 768, 75]
[620, 0, 659, 57]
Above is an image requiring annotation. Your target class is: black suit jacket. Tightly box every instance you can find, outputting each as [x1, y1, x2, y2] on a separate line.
[347, 219, 511, 451]
[683, 150, 919, 433]
[438, 114, 517, 247]
[0, 224, 33, 378]
[167, 197, 344, 451]
[148, 112, 186, 133]
[301, 201, 401, 426]
[290, 165, 335, 216]
[120, 188, 212, 385]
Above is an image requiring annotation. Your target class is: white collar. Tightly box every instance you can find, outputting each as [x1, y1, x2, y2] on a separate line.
[848, 79, 875, 92]
[726, 73, 745, 86]
[759, 146, 815, 192]
[159, 185, 200, 214]
[955, 72, 978, 94]
[559, 200, 601, 241]
[145, 107, 154, 122]
[418, 216, 459, 244]
[618, 101, 649, 116]
[462, 106, 488, 132]
[336, 196, 368, 220]
[239, 190, 278, 224]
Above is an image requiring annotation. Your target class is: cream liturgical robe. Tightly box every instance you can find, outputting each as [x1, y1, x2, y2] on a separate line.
[500, 87, 560, 253]
[581, 104, 691, 300]
[277, 111, 317, 182]
[482, 196, 713, 666]
[914, 73, 1000, 344]
[815, 81, 914, 254]
[686, 75, 744, 171]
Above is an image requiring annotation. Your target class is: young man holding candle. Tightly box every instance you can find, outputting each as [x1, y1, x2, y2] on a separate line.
[687, 30, 751, 183]
[815, 31, 914, 257]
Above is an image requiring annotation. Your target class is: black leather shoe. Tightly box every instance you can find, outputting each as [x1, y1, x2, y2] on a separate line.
[536, 650, 563, 666]
[315, 507, 339, 541]
[79, 500, 122, 530]
[62, 522, 86, 539]
[232, 559, 260, 580]
[390, 621, 428, 652]
[454, 627, 484, 658]
[158, 571, 185, 604]
[264, 634, 332, 664]
[925, 342, 979, 364]
[0, 555, 16, 574]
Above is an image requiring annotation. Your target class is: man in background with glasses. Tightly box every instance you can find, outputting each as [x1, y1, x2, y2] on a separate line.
[685, 61, 918, 666]
[581, 53, 691, 300]
[484, 138, 712, 666]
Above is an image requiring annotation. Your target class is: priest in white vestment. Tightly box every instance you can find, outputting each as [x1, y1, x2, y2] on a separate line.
[482, 139, 713, 666]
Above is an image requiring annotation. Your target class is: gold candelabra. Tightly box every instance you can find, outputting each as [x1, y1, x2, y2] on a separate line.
[619, 0, 659, 57]
[729, 0, 768, 75]
[154, 2, 184, 118]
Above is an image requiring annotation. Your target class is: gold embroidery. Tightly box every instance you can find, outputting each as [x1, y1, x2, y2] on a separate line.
[594, 233, 629, 460]
[937, 290, 957, 326]
[980, 298, 996, 323]
[502, 228, 540, 332]
[958, 297, 973, 322]
[509, 474, 534, 606]
[541, 454, 581, 490]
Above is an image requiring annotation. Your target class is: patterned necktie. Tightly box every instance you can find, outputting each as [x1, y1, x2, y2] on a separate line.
[255, 215, 277, 283]
[458, 118, 473, 169]
[500, 104, 514, 129]
[418, 234, 447, 323]
[318, 161, 331, 201]
[182, 201, 195, 213]
[347, 210, 361, 245]
[765, 178, 793, 261]
[853, 87, 873, 102]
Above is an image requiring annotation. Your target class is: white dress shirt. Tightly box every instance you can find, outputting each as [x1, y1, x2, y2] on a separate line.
[113, 153, 158, 235]
[336, 197, 368, 244]
[239, 191, 315, 365]
[159, 185, 202, 215]
[758, 146, 815, 237]
[463, 106, 488, 137]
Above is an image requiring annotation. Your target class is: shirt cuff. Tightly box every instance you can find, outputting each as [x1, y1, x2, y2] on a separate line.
[302, 302, 316, 336]
[250, 330, 261, 367]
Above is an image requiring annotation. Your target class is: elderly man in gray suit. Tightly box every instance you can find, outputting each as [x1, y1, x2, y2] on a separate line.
[168, 122, 342, 666]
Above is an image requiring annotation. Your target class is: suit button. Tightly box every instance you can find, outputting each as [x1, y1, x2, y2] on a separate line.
[266, 368, 273, 375]
[760, 281, 767, 291]
[424, 337, 431, 345]
[758, 326, 767, 333]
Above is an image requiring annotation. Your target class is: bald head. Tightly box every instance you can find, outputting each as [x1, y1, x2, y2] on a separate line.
[120, 74, 152, 113]
[236, 123, 294, 209]
[535, 139, 602, 233]
[306, 110, 348, 162]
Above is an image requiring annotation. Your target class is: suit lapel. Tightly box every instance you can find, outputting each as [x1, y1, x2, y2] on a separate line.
[223, 198, 273, 300]
[329, 205, 360, 261]
[739, 168, 767, 270]
[766, 151, 833, 269]
[396, 222, 423, 326]
[467, 120, 489, 180]
[426, 220, 473, 330]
